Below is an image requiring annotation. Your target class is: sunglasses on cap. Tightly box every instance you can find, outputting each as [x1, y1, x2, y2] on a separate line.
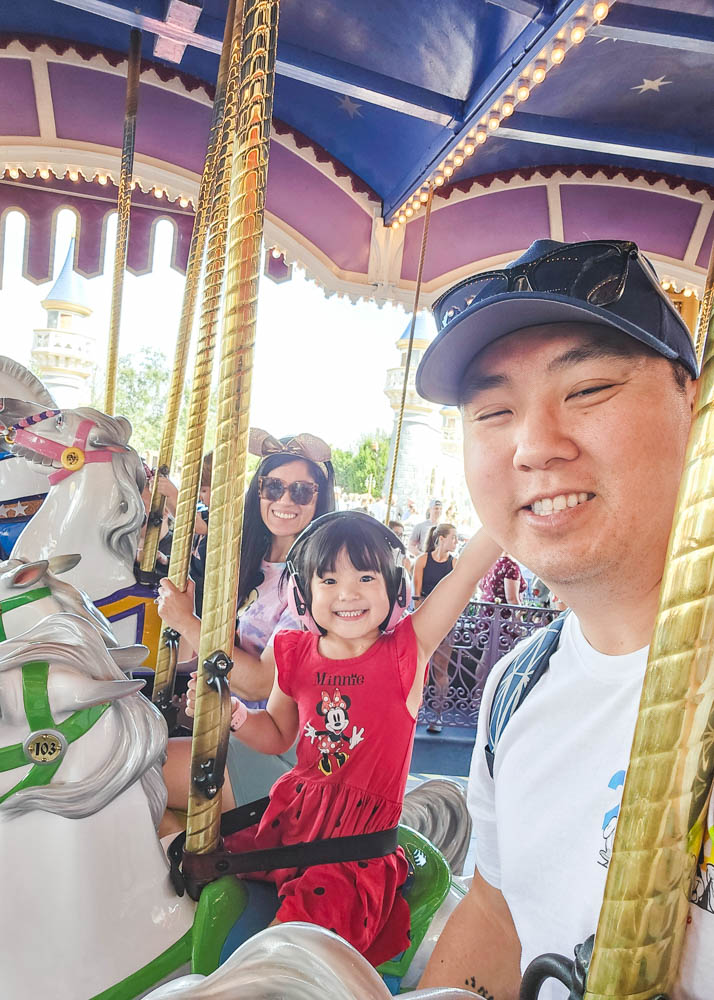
[434, 240, 640, 330]
[259, 476, 319, 506]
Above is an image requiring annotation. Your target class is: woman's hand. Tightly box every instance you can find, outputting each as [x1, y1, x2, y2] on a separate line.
[156, 473, 179, 517]
[156, 577, 196, 632]
[186, 670, 197, 717]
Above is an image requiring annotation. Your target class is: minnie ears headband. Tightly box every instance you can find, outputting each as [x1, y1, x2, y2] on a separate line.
[248, 428, 332, 465]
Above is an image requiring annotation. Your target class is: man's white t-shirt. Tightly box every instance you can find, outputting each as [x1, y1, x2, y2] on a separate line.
[467, 612, 714, 1000]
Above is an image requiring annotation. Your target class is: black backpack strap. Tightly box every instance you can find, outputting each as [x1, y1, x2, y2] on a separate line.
[485, 612, 569, 778]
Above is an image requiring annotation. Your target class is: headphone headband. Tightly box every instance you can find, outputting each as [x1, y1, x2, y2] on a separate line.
[285, 510, 405, 566]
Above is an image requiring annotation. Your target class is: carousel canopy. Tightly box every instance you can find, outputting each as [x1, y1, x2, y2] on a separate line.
[0, 0, 712, 303]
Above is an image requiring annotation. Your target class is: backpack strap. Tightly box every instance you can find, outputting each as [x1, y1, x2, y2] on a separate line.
[485, 612, 569, 777]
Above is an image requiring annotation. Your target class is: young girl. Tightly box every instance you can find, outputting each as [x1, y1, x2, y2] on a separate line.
[186, 511, 500, 967]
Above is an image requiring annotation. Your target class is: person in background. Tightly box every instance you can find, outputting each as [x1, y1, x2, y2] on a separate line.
[413, 522, 460, 734]
[408, 498, 443, 557]
[388, 520, 413, 574]
[479, 552, 526, 606]
[189, 451, 213, 617]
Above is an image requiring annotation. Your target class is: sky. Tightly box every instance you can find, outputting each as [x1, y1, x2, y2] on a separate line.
[0, 207, 412, 450]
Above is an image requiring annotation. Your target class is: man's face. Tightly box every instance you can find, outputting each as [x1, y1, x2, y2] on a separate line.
[460, 325, 696, 595]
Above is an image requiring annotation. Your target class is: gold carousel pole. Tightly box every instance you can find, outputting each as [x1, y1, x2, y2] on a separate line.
[139, 0, 237, 580]
[585, 247, 714, 1000]
[151, 0, 242, 717]
[104, 28, 141, 415]
[384, 185, 434, 526]
[185, 0, 280, 855]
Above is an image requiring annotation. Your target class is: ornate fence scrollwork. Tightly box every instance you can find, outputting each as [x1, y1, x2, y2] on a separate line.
[419, 602, 559, 729]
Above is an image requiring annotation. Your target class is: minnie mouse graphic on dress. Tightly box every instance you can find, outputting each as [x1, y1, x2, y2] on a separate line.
[303, 688, 365, 776]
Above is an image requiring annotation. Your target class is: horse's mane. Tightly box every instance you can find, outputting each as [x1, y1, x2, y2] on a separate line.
[0, 357, 56, 408]
[75, 407, 147, 568]
[0, 614, 166, 824]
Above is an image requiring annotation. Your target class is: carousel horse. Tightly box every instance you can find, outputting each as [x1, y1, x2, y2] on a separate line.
[401, 779, 472, 875]
[0, 399, 163, 654]
[0, 554, 118, 647]
[141, 922, 473, 1000]
[0, 358, 55, 557]
[0, 611, 468, 999]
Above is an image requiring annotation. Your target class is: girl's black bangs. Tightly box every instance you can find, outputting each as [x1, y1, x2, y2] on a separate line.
[297, 517, 399, 606]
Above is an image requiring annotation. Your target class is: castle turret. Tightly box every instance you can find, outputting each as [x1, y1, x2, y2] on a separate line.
[31, 238, 95, 408]
[383, 312, 443, 516]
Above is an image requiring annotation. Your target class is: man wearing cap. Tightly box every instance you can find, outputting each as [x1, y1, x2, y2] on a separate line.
[416, 239, 712, 998]
[408, 498, 443, 556]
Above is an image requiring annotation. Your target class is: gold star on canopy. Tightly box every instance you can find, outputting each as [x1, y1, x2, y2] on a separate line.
[337, 95, 363, 119]
[631, 76, 672, 94]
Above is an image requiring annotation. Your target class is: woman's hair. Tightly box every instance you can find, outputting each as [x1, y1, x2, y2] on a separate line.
[200, 451, 213, 489]
[291, 514, 403, 625]
[426, 522, 456, 555]
[237, 451, 335, 609]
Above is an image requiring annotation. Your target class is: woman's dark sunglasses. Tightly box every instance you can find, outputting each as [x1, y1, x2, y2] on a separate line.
[434, 240, 640, 330]
[259, 476, 319, 506]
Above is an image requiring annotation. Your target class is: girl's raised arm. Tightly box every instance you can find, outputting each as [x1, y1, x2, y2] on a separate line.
[411, 529, 501, 663]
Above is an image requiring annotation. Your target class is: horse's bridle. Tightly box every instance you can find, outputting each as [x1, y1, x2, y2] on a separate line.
[2, 408, 117, 485]
[0, 585, 110, 805]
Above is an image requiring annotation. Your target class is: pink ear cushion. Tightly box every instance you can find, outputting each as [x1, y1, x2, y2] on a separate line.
[384, 570, 412, 632]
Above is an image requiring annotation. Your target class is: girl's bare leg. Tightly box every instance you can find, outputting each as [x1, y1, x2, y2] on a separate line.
[159, 735, 237, 837]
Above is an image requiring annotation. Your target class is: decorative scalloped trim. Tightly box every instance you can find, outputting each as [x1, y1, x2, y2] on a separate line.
[0, 33, 215, 102]
[436, 164, 714, 205]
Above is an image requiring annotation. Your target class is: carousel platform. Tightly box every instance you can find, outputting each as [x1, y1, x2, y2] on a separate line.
[410, 723, 476, 778]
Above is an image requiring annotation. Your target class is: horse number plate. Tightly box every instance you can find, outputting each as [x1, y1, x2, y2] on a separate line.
[23, 729, 67, 764]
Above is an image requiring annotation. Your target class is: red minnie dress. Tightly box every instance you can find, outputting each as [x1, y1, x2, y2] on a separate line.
[223, 615, 421, 967]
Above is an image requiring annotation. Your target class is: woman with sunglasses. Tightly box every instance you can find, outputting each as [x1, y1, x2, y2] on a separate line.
[158, 428, 335, 829]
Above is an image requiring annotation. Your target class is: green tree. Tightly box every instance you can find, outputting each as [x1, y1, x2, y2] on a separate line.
[332, 430, 390, 496]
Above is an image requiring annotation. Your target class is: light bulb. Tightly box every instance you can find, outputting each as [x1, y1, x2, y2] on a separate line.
[405, 207, 413, 217]
[532, 61, 547, 84]
[179, 196, 189, 208]
[154, 187, 164, 199]
[8, 167, 19, 179]
[551, 44, 565, 64]
[97, 174, 108, 185]
[39, 167, 50, 179]
[271, 248, 282, 259]
[443, 164, 454, 177]
[683, 287, 693, 297]
[419, 190, 429, 202]
[661, 280, 671, 291]
[464, 142, 475, 156]
[453, 153, 464, 166]
[398, 212, 407, 223]
[501, 99, 514, 117]
[570, 21, 586, 43]
[476, 128, 487, 144]
[391, 220, 400, 229]
[488, 113, 500, 130]
[434, 174, 445, 187]
[68, 169, 79, 182]
[517, 80, 530, 101]
[593, 2, 609, 21]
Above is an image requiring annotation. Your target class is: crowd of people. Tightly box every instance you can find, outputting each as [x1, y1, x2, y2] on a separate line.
[134, 237, 710, 998]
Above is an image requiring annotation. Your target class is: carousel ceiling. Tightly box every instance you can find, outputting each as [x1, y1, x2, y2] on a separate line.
[0, 0, 712, 303]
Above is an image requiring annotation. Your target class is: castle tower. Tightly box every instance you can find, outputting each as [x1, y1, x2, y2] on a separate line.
[31, 238, 95, 408]
[383, 312, 443, 517]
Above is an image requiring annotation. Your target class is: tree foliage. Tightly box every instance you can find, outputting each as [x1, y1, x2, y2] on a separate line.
[331, 430, 390, 495]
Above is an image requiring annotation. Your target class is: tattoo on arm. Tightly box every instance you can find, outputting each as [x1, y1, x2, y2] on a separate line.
[464, 978, 495, 1000]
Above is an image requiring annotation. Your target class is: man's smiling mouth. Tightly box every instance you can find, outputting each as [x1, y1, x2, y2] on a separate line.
[526, 492, 595, 517]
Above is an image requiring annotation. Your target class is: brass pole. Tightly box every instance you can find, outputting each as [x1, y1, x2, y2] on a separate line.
[586, 245, 714, 999]
[695, 248, 714, 368]
[140, 0, 237, 580]
[104, 28, 141, 415]
[152, 0, 244, 714]
[385, 187, 434, 526]
[186, 0, 280, 855]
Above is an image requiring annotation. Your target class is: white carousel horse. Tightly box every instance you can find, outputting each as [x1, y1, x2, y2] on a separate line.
[142, 922, 473, 1000]
[0, 554, 119, 646]
[401, 779, 472, 874]
[0, 358, 55, 556]
[0, 400, 162, 650]
[0, 613, 195, 1000]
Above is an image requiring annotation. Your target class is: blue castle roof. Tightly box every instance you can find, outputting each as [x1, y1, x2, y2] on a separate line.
[42, 238, 92, 316]
[397, 310, 435, 345]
